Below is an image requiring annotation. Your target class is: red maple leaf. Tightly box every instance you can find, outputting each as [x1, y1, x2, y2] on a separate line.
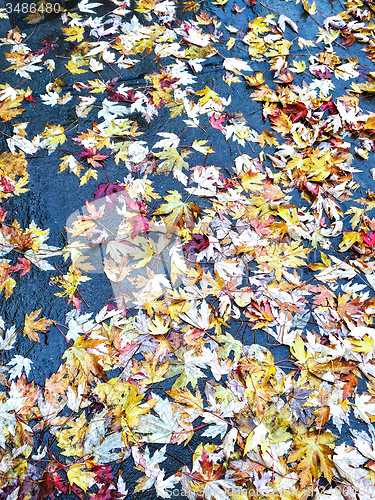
[128, 213, 149, 238]
[182, 234, 209, 253]
[24, 94, 37, 107]
[319, 100, 338, 114]
[9, 257, 31, 277]
[313, 67, 331, 79]
[107, 89, 138, 103]
[90, 486, 112, 500]
[0, 177, 14, 193]
[34, 38, 58, 56]
[94, 183, 129, 211]
[67, 294, 82, 311]
[92, 465, 114, 483]
[283, 102, 308, 123]
[363, 231, 375, 247]
[76, 148, 109, 168]
[209, 113, 226, 130]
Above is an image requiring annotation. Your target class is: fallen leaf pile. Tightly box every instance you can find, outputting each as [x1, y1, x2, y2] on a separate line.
[2, 0, 375, 498]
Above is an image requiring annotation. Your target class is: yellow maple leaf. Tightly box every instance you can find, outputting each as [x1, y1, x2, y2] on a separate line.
[167, 386, 203, 412]
[51, 265, 91, 298]
[135, 0, 156, 13]
[257, 241, 310, 281]
[195, 86, 221, 106]
[79, 168, 98, 186]
[154, 191, 201, 233]
[345, 207, 365, 229]
[0, 275, 16, 299]
[349, 335, 374, 354]
[23, 308, 53, 343]
[288, 427, 337, 487]
[226, 37, 236, 50]
[155, 147, 190, 174]
[13, 174, 29, 196]
[191, 140, 214, 154]
[67, 463, 92, 492]
[62, 26, 85, 42]
[148, 314, 170, 336]
[243, 72, 264, 87]
[65, 59, 88, 75]
[290, 333, 312, 364]
[132, 351, 170, 385]
[0, 151, 28, 179]
[270, 112, 292, 135]
[257, 129, 278, 148]
[339, 232, 358, 252]
[182, 0, 199, 11]
[290, 60, 306, 73]
[365, 116, 375, 130]
[302, 0, 317, 14]
[40, 124, 66, 148]
[63, 336, 107, 384]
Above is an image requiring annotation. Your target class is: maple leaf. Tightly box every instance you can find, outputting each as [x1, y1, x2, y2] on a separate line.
[63, 336, 107, 383]
[132, 351, 169, 385]
[289, 386, 314, 423]
[52, 266, 91, 298]
[257, 242, 310, 281]
[288, 427, 337, 487]
[195, 86, 222, 106]
[349, 335, 374, 354]
[243, 72, 265, 87]
[44, 368, 69, 406]
[182, 234, 209, 253]
[78, 0, 102, 13]
[76, 147, 109, 168]
[363, 231, 375, 247]
[154, 147, 190, 176]
[154, 191, 201, 233]
[94, 183, 124, 211]
[9, 257, 30, 277]
[257, 129, 278, 147]
[341, 373, 358, 401]
[128, 213, 149, 238]
[269, 112, 293, 135]
[209, 113, 226, 130]
[67, 463, 93, 493]
[7, 355, 32, 380]
[167, 386, 203, 412]
[62, 26, 85, 42]
[191, 140, 214, 154]
[23, 308, 52, 343]
[139, 395, 180, 443]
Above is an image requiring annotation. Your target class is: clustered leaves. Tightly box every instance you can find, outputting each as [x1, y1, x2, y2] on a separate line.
[2, 0, 375, 499]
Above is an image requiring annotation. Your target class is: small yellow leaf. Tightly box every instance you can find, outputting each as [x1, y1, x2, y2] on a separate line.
[243, 72, 264, 87]
[349, 335, 374, 354]
[191, 140, 214, 154]
[226, 37, 236, 50]
[62, 26, 85, 42]
[291, 333, 311, 364]
[79, 168, 98, 186]
[148, 314, 170, 336]
[339, 232, 358, 252]
[291, 60, 306, 73]
[365, 117, 375, 130]
[67, 463, 92, 492]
